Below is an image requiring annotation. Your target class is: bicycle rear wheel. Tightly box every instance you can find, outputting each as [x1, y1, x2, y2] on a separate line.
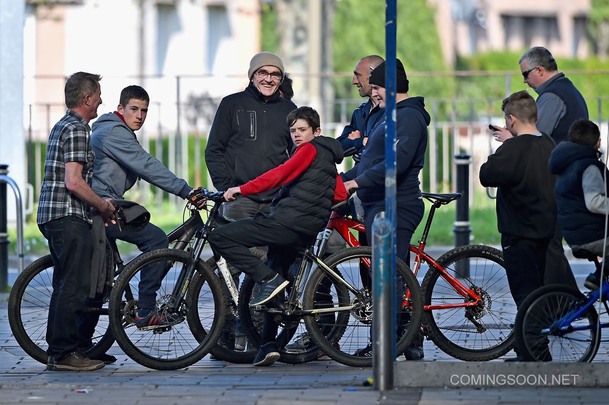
[303, 246, 423, 367]
[8, 255, 114, 364]
[108, 248, 225, 370]
[515, 284, 600, 362]
[421, 244, 515, 361]
[238, 275, 321, 364]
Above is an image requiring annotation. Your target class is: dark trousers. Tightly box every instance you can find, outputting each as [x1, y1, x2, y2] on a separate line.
[362, 199, 424, 262]
[209, 214, 308, 283]
[39, 216, 94, 360]
[544, 223, 578, 289]
[501, 234, 548, 309]
[105, 221, 168, 314]
[209, 214, 312, 346]
[362, 198, 425, 347]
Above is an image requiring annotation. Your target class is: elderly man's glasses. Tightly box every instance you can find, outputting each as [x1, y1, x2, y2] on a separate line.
[255, 69, 282, 81]
[521, 66, 539, 79]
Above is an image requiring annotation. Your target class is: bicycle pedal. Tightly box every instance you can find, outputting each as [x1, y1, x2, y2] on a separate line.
[153, 326, 172, 334]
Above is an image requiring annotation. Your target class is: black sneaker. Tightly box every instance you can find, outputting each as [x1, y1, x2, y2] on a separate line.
[79, 346, 117, 364]
[403, 345, 424, 361]
[89, 353, 117, 364]
[584, 272, 600, 290]
[354, 344, 372, 357]
[253, 342, 280, 366]
[249, 274, 289, 307]
[47, 351, 105, 371]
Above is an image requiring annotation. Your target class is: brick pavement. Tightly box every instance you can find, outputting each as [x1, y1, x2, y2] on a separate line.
[1, 252, 609, 404]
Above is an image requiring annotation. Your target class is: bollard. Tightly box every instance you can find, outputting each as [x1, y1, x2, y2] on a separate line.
[372, 211, 395, 391]
[453, 154, 471, 278]
[0, 164, 8, 291]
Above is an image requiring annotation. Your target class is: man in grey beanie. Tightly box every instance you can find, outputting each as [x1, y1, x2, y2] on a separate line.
[204, 52, 296, 355]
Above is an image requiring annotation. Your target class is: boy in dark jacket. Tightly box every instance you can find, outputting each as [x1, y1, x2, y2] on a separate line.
[342, 58, 429, 360]
[480, 90, 556, 361]
[209, 106, 346, 366]
[549, 119, 609, 289]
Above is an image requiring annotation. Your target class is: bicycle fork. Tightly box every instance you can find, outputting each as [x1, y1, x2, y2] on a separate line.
[215, 255, 240, 311]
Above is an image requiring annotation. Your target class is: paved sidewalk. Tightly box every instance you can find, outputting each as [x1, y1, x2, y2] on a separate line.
[1, 251, 609, 404]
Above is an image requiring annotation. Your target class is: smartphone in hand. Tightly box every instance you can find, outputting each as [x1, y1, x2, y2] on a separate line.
[488, 124, 501, 131]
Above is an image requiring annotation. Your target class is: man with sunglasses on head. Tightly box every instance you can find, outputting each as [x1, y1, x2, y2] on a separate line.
[490, 46, 588, 292]
[205, 52, 296, 353]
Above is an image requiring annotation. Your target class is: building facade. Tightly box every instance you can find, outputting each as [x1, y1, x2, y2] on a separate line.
[431, 0, 591, 65]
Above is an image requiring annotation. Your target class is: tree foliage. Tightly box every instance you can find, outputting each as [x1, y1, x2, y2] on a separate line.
[261, 0, 452, 101]
[332, 0, 451, 99]
[589, 0, 609, 59]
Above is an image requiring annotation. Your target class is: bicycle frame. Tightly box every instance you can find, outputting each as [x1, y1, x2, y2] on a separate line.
[544, 281, 609, 335]
[263, 244, 361, 319]
[318, 193, 485, 312]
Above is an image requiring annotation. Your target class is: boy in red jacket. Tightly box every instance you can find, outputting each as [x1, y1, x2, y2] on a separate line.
[209, 106, 346, 366]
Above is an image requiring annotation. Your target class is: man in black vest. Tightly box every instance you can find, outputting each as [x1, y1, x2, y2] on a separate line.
[492, 46, 587, 289]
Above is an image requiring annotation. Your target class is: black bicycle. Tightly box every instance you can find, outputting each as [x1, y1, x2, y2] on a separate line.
[107, 188, 270, 369]
[8, 199, 211, 366]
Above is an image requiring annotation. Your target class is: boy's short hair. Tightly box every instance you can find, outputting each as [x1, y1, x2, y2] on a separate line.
[501, 90, 537, 124]
[119, 85, 149, 107]
[568, 119, 600, 146]
[287, 106, 320, 130]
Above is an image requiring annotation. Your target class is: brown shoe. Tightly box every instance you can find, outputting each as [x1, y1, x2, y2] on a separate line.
[47, 351, 105, 371]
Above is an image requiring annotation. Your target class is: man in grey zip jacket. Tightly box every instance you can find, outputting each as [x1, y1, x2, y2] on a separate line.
[91, 85, 196, 334]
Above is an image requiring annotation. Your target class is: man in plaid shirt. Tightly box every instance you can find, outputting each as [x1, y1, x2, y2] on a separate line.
[37, 72, 115, 371]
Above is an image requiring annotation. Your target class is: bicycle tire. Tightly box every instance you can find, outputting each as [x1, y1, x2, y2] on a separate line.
[8, 255, 114, 364]
[188, 259, 257, 364]
[421, 244, 515, 361]
[108, 248, 226, 370]
[303, 246, 423, 367]
[238, 275, 321, 364]
[515, 284, 600, 362]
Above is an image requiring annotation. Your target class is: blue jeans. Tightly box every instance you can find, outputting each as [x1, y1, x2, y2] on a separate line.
[39, 216, 94, 360]
[105, 221, 168, 314]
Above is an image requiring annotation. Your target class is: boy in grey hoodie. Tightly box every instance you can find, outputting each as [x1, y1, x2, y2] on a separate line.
[91, 85, 198, 334]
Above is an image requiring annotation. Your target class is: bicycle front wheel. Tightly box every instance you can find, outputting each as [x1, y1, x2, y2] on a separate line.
[515, 285, 600, 362]
[8, 255, 114, 364]
[108, 248, 226, 370]
[421, 244, 515, 361]
[303, 246, 423, 367]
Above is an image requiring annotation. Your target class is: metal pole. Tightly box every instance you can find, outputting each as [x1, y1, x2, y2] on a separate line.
[454, 154, 471, 278]
[374, 0, 397, 392]
[372, 212, 394, 391]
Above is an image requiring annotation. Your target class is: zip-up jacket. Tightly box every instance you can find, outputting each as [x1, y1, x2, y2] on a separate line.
[205, 82, 297, 202]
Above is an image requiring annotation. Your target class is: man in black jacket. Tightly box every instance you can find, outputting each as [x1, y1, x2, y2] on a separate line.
[205, 51, 296, 221]
[204, 52, 296, 352]
[491, 47, 587, 289]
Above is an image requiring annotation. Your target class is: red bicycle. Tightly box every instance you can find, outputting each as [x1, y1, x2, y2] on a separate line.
[317, 192, 515, 361]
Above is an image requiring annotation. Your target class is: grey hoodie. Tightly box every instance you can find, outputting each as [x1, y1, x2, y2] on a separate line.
[91, 112, 191, 200]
